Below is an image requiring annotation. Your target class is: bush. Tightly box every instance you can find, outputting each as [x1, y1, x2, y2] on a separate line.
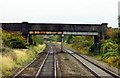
[1, 56, 15, 76]
[100, 39, 118, 56]
[105, 56, 120, 68]
[0, 46, 11, 53]
[2, 30, 28, 48]
[1, 44, 46, 76]
[0, 34, 2, 47]
[30, 35, 44, 45]
[70, 36, 93, 54]
[100, 39, 119, 67]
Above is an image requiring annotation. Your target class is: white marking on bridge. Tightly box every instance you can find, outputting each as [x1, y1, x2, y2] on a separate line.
[63, 32, 98, 35]
[29, 31, 98, 35]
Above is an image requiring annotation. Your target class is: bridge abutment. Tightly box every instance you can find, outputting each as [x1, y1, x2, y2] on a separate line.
[61, 34, 64, 52]
[28, 34, 33, 45]
[94, 35, 99, 54]
[101, 23, 107, 40]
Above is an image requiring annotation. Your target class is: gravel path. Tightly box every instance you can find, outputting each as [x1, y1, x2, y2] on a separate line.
[64, 46, 120, 76]
[55, 44, 120, 77]
[57, 52, 94, 78]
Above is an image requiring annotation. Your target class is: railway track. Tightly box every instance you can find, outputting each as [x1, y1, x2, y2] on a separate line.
[12, 43, 119, 78]
[64, 48, 120, 78]
[13, 44, 57, 78]
[35, 45, 57, 78]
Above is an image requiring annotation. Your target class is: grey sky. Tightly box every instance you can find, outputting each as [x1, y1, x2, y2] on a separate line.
[118, 1, 120, 16]
[0, 0, 119, 28]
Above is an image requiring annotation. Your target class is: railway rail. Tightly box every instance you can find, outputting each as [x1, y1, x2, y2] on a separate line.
[64, 48, 120, 78]
[35, 45, 57, 78]
[13, 44, 57, 78]
[12, 43, 119, 78]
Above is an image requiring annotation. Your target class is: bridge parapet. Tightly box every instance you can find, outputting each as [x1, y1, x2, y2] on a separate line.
[28, 23, 104, 32]
[1, 22, 107, 40]
[2, 22, 107, 32]
[1, 22, 107, 54]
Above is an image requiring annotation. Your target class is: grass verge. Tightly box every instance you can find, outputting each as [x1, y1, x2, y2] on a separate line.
[0, 44, 46, 77]
[57, 42, 120, 68]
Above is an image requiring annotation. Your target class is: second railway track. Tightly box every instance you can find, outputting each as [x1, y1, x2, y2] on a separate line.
[64, 48, 120, 78]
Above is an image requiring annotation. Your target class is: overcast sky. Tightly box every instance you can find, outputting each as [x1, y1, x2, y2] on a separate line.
[0, 0, 119, 28]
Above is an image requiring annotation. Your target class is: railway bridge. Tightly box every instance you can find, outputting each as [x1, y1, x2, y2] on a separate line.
[1, 22, 107, 53]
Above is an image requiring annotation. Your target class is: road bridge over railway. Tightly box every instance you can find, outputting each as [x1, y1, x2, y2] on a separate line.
[1, 22, 107, 53]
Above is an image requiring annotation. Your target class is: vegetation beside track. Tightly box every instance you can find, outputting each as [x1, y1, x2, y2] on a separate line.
[0, 44, 46, 77]
[2, 29, 28, 48]
[52, 27, 120, 68]
[0, 29, 46, 77]
[65, 27, 120, 68]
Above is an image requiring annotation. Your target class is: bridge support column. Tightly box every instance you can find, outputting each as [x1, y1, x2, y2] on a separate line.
[94, 35, 99, 54]
[101, 23, 108, 40]
[27, 34, 29, 43]
[61, 34, 64, 52]
[28, 34, 33, 45]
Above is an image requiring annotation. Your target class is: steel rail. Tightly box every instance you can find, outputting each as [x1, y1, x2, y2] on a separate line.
[35, 51, 49, 78]
[75, 52, 120, 78]
[13, 58, 37, 78]
[53, 46, 57, 78]
[35, 44, 57, 78]
[65, 49, 119, 78]
[13, 44, 57, 78]
[66, 50, 100, 78]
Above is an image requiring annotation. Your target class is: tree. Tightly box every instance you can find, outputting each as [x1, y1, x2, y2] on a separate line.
[2, 30, 28, 48]
[31, 35, 44, 45]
